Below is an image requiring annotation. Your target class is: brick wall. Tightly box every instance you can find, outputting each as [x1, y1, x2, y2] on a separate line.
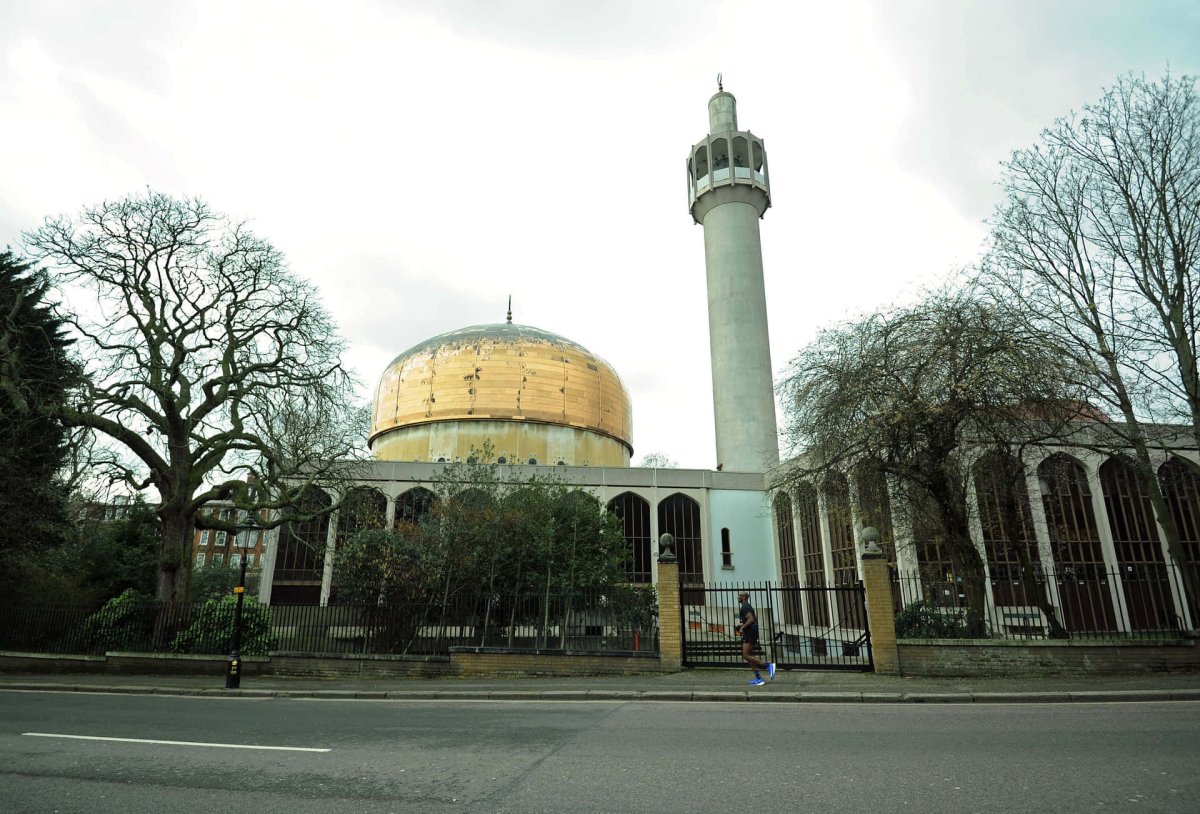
[268, 654, 454, 679]
[657, 559, 682, 671]
[105, 653, 269, 676]
[451, 647, 662, 677]
[861, 552, 899, 674]
[899, 639, 1200, 677]
[0, 653, 105, 674]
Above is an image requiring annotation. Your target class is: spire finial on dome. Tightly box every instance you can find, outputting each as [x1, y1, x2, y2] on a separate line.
[506, 295, 512, 324]
[717, 72, 723, 92]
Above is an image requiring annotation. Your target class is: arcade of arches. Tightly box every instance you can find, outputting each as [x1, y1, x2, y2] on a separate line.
[266, 482, 716, 605]
[771, 453, 1200, 634]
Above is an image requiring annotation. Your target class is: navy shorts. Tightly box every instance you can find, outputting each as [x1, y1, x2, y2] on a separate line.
[741, 626, 759, 644]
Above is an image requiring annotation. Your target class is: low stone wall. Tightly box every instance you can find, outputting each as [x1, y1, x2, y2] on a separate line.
[898, 638, 1199, 676]
[0, 649, 657, 678]
[105, 652, 269, 676]
[269, 652, 454, 679]
[0, 652, 105, 674]
[451, 646, 662, 676]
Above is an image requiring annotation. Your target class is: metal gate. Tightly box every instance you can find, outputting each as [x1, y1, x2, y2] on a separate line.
[681, 581, 873, 671]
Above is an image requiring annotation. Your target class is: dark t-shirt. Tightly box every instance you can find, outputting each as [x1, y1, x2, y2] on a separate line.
[738, 601, 758, 633]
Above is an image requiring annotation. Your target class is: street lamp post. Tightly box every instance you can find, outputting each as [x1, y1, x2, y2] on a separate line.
[225, 510, 261, 689]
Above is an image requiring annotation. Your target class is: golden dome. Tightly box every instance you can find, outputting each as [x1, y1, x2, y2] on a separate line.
[369, 322, 633, 466]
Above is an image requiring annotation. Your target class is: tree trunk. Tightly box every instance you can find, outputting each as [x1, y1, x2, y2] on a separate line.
[924, 461, 988, 637]
[156, 509, 193, 604]
[945, 536, 987, 637]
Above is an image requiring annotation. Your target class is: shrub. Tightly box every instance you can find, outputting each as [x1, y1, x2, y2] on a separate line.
[894, 600, 973, 639]
[608, 585, 658, 631]
[189, 559, 261, 601]
[171, 596, 274, 655]
[82, 588, 157, 652]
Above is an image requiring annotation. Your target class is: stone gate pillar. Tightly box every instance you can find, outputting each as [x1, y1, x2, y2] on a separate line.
[861, 527, 900, 675]
[656, 533, 683, 672]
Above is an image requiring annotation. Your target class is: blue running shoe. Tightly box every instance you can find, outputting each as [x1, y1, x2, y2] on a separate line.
[767, 662, 776, 681]
[749, 677, 765, 686]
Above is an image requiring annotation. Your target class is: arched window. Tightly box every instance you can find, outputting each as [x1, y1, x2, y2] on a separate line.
[328, 486, 388, 603]
[272, 486, 332, 603]
[1038, 453, 1115, 632]
[1101, 457, 1161, 563]
[711, 138, 729, 172]
[1101, 457, 1173, 631]
[774, 493, 802, 624]
[795, 482, 829, 628]
[608, 492, 651, 584]
[824, 472, 859, 623]
[1158, 457, 1200, 622]
[693, 145, 709, 180]
[1159, 457, 1200, 567]
[338, 486, 387, 544]
[824, 473, 856, 587]
[395, 487, 437, 527]
[974, 450, 1039, 608]
[658, 493, 703, 592]
[909, 484, 954, 589]
[731, 136, 749, 172]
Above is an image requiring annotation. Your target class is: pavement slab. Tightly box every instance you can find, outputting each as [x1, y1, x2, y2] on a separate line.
[2, 668, 1198, 704]
[799, 692, 863, 702]
[904, 692, 972, 703]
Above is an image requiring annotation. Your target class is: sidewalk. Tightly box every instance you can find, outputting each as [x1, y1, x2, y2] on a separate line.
[3, 668, 1199, 703]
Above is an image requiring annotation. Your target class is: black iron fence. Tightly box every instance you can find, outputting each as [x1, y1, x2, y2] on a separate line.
[270, 591, 658, 655]
[0, 599, 261, 656]
[0, 591, 659, 658]
[682, 581, 872, 671]
[895, 562, 1199, 641]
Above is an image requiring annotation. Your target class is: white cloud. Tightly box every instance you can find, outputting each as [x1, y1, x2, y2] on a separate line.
[3, 0, 1195, 467]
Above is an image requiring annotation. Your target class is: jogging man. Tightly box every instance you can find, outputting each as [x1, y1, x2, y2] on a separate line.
[736, 590, 775, 685]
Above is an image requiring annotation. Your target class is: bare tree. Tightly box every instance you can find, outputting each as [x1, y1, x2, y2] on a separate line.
[636, 452, 679, 469]
[983, 71, 1200, 608]
[25, 192, 367, 603]
[776, 288, 1087, 633]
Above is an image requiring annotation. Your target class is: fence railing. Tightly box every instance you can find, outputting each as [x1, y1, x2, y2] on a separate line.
[681, 581, 872, 670]
[0, 598, 265, 656]
[270, 591, 658, 655]
[0, 591, 659, 658]
[894, 562, 1199, 641]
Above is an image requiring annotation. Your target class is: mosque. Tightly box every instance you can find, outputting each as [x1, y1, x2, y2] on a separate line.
[255, 84, 1199, 643]
[259, 83, 784, 605]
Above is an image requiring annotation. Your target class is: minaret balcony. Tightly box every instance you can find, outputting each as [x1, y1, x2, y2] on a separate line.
[686, 130, 771, 215]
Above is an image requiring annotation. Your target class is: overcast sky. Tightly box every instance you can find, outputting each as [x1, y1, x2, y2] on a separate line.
[3, 0, 1197, 468]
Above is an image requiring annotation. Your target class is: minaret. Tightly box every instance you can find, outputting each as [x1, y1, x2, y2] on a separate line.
[687, 79, 779, 472]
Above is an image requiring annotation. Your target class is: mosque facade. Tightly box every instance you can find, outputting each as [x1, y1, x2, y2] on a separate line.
[254, 85, 1199, 644]
[257, 84, 782, 605]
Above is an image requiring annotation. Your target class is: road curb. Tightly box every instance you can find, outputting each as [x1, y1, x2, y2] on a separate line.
[2, 681, 1199, 703]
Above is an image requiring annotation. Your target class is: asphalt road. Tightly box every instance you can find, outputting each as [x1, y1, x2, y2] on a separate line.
[1, 690, 1197, 813]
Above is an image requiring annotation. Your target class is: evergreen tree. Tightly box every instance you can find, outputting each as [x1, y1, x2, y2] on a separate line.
[0, 250, 79, 591]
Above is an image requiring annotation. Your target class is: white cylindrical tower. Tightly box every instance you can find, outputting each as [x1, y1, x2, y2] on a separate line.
[687, 83, 779, 472]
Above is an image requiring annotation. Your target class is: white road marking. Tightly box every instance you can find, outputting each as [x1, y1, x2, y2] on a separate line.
[22, 733, 330, 752]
